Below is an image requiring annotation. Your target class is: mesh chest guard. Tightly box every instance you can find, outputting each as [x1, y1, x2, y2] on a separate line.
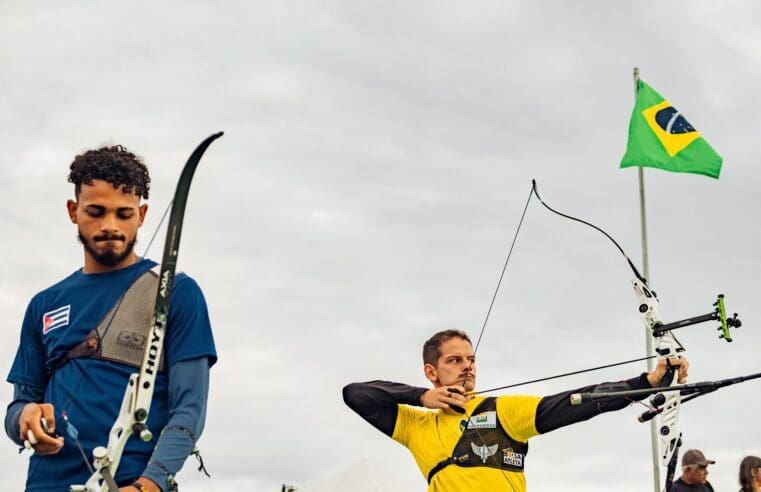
[58, 267, 168, 372]
[427, 397, 529, 483]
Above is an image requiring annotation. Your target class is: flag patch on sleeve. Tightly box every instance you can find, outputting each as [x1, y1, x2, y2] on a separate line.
[42, 305, 71, 334]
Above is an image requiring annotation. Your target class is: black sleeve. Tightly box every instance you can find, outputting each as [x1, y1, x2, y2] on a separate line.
[535, 373, 652, 434]
[342, 380, 428, 437]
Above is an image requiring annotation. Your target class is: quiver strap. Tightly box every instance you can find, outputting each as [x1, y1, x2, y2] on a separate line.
[56, 267, 168, 372]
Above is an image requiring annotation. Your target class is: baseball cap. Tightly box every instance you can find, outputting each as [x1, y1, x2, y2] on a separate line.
[682, 449, 716, 467]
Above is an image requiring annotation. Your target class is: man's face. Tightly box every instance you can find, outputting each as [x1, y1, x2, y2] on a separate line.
[67, 179, 147, 273]
[682, 464, 709, 485]
[424, 337, 477, 392]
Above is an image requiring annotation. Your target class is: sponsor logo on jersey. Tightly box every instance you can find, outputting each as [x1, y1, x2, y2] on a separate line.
[42, 305, 71, 334]
[468, 410, 497, 429]
[471, 442, 499, 463]
[503, 447, 524, 467]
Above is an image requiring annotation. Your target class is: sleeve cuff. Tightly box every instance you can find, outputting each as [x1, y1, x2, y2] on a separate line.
[140, 466, 168, 492]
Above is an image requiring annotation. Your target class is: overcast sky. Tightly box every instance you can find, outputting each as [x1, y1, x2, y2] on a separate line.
[2, 1, 760, 491]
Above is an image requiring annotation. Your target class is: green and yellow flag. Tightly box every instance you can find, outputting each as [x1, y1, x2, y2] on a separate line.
[620, 79, 722, 179]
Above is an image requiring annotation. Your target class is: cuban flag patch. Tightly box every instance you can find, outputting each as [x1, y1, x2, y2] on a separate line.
[42, 305, 71, 335]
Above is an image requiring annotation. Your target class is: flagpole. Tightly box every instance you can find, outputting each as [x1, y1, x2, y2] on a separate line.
[633, 66, 661, 492]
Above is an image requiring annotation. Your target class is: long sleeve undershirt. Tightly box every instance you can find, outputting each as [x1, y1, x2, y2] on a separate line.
[343, 373, 653, 437]
[5, 357, 210, 491]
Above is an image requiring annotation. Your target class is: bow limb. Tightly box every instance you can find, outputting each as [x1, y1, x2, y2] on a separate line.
[532, 179, 685, 466]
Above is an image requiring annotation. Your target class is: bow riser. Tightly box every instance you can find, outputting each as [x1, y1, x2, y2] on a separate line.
[633, 279, 682, 466]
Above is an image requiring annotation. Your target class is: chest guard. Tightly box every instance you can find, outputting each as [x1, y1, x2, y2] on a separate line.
[427, 397, 529, 483]
[57, 267, 168, 372]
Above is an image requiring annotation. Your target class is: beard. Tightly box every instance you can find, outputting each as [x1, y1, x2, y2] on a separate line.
[78, 231, 137, 267]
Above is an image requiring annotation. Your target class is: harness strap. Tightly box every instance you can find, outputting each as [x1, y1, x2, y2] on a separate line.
[53, 266, 169, 372]
[427, 453, 470, 484]
[427, 396, 530, 483]
[427, 397, 493, 484]
[52, 329, 100, 371]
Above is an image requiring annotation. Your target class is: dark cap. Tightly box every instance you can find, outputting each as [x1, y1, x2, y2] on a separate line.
[682, 449, 716, 467]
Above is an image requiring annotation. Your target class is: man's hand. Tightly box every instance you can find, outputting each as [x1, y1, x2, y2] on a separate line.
[647, 356, 689, 387]
[19, 403, 63, 455]
[118, 477, 161, 492]
[420, 385, 472, 412]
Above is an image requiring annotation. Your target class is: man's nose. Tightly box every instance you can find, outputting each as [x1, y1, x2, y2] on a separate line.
[100, 214, 119, 232]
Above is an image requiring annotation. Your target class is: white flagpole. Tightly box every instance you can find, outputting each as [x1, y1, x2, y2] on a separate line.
[633, 67, 661, 492]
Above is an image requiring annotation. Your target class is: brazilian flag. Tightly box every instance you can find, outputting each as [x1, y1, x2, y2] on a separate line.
[620, 79, 722, 179]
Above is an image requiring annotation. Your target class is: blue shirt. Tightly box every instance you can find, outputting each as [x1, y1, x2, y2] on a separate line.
[7, 258, 217, 491]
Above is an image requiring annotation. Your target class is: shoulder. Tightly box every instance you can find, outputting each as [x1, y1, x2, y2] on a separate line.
[392, 404, 431, 444]
[171, 273, 208, 308]
[23, 269, 82, 318]
[668, 478, 689, 491]
[495, 394, 542, 442]
[395, 403, 432, 431]
[496, 394, 543, 412]
[142, 258, 207, 301]
[162, 269, 216, 365]
[174, 272, 204, 291]
[29, 269, 81, 301]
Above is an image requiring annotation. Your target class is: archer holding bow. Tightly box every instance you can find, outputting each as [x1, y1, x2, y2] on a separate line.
[5, 145, 217, 491]
[343, 329, 688, 492]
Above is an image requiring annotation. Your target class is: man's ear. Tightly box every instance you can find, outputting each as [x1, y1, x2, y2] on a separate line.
[423, 363, 438, 385]
[138, 203, 148, 227]
[66, 199, 78, 224]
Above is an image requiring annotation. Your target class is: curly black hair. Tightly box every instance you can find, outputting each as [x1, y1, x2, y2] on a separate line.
[68, 145, 151, 199]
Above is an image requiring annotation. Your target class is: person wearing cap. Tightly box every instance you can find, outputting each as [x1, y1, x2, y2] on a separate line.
[669, 449, 716, 491]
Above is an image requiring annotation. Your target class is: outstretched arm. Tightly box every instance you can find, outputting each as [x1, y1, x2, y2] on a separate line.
[535, 357, 688, 434]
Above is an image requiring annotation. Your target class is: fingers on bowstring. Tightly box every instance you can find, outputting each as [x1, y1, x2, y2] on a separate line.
[444, 387, 468, 414]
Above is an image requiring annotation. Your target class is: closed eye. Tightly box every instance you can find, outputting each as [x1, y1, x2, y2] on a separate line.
[85, 205, 105, 217]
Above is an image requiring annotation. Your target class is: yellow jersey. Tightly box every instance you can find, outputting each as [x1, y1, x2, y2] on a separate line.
[392, 394, 542, 492]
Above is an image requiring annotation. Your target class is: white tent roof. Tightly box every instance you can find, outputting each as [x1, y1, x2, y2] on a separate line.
[297, 459, 422, 492]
